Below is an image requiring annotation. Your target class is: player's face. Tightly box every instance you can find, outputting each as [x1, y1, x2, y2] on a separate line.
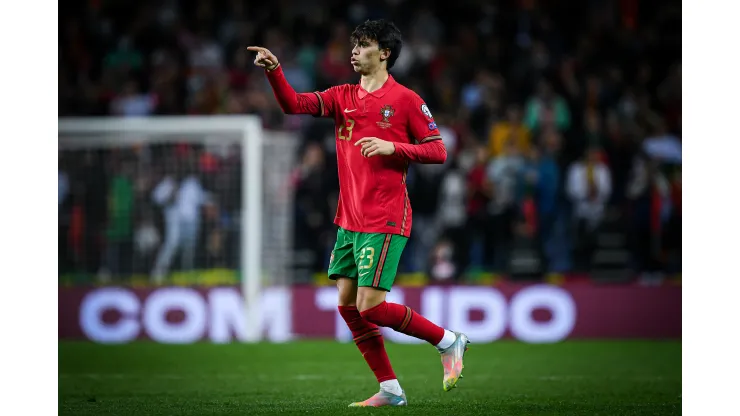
[351, 39, 388, 74]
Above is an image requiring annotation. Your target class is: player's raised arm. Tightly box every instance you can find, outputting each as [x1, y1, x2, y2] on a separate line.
[247, 46, 280, 70]
[247, 46, 323, 116]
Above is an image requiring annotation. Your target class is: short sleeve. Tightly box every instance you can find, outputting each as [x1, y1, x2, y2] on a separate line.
[407, 93, 442, 143]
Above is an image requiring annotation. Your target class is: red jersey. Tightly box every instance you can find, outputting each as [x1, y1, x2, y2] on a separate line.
[265, 66, 446, 237]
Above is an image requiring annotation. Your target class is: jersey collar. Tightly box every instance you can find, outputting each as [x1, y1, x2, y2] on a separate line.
[357, 74, 397, 99]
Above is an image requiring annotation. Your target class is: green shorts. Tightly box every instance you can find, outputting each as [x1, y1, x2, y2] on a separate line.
[328, 227, 408, 292]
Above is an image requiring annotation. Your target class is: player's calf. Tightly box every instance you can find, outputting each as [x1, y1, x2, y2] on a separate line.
[336, 277, 403, 395]
[358, 298, 457, 350]
[337, 304, 397, 383]
[357, 290, 470, 392]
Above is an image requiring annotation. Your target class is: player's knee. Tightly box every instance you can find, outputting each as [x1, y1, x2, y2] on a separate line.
[337, 297, 355, 307]
[356, 288, 386, 314]
[336, 277, 358, 307]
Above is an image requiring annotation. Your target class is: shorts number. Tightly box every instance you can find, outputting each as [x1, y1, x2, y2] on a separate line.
[358, 247, 375, 270]
[338, 119, 355, 141]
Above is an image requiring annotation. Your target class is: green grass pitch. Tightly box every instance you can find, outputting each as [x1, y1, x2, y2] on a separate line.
[59, 340, 681, 415]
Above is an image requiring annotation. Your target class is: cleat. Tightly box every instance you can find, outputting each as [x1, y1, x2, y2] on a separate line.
[348, 389, 407, 407]
[440, 331, 470, 392]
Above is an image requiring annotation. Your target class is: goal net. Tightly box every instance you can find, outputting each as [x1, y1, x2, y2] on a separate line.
[58, 116, 297, 341]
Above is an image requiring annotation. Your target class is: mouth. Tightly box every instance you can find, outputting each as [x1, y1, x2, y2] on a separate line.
[351, 58, 359, 65]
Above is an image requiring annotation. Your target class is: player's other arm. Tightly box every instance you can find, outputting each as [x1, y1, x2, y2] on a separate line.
[393, 137, 447, 164]
[393, 95, 447, 164]
[356, 133, 446, 164]
[247, 46, 324, 116]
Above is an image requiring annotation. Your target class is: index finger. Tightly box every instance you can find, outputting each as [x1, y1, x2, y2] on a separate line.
[247, 46, 266, 52]
[354, 137, 377, 146]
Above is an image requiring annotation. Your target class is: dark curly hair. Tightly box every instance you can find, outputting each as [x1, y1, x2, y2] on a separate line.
[350, 19, 403, 70]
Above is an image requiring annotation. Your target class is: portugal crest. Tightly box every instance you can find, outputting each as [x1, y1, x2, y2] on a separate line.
[380, 105, 395, 122]
[377, 104, 395, 128]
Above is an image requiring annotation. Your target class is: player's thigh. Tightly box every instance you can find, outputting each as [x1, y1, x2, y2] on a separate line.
[328, 228, 359, 281]
[354, 232, 408, 292]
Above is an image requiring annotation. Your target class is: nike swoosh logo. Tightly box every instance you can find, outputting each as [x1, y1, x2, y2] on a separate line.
[344, 108, 357, 113]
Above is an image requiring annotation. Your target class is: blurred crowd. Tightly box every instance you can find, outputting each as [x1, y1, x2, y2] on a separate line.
[58, 144, 243, 283]
[59, 0, 681, 283]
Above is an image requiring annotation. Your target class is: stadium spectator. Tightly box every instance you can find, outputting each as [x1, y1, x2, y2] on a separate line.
[291, 142, 335, 281]
[626, 153, 673, 285]
[566, 146, 612, 272]
[487, 103, 531, 159]
[465, 145, 494, 270]
[520, 130, 561, 272]
[150, 152, 213, 283]
[524, 79, 571, 134]
[110, 79, 158, 117]
[487, 139, 525, 271]
[98, 157, 135, 281]
[436, 160, 468, 274]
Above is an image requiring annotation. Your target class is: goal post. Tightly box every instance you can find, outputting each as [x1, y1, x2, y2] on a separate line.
[58, 115, 272, 342]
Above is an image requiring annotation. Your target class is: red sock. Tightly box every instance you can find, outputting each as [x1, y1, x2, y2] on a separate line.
[360, 301, 445, 346]
[338, 306, 397, 383]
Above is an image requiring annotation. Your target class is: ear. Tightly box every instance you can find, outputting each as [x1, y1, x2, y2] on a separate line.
[380, 48, 391, 62]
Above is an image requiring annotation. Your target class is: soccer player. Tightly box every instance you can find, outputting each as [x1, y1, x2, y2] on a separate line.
[247, 19, 469, 407]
